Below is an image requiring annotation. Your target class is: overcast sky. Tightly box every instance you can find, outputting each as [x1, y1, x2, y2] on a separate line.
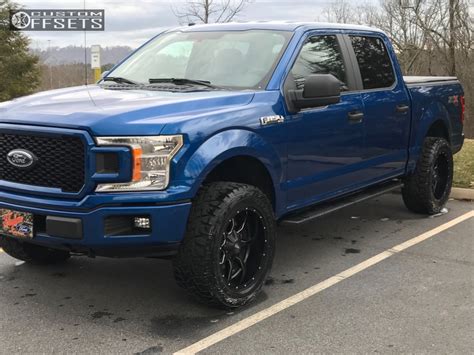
[19, 0, 344, 49]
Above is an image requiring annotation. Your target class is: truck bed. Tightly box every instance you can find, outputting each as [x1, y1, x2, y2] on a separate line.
[404, 76, 458, 85]
[405, 76, 464, 156]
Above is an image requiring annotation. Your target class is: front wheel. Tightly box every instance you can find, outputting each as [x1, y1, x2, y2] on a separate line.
[173, 182, 276, 308]
[402, 137, 453, 214]
[0, 236, 71, 264]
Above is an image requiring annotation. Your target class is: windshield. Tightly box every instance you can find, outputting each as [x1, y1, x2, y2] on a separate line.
[107, 30, 292, 90]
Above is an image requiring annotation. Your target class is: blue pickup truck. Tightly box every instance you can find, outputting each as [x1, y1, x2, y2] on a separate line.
[0, 22, 465, 308]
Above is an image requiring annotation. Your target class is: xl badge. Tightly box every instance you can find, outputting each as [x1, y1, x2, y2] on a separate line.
[6, 149, 37, 168]
[260, 115, 284, 126]
[448, 95, 459, 105]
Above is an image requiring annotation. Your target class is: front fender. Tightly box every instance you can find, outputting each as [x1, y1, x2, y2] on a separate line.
[182, 129, 284, 212]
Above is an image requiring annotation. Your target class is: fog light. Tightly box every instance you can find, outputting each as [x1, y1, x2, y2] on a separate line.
[105, 215, 152, 237]
[134, 217, 151, 229]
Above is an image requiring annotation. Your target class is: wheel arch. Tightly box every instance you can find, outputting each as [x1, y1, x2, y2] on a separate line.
[182, 129, 284, 216]
[426, 119, 450, 143]
[203, 155, 276, 210]
[407, 100, 453, 173]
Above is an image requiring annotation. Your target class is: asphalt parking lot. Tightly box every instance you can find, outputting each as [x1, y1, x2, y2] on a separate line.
[0, 193, 472, 354]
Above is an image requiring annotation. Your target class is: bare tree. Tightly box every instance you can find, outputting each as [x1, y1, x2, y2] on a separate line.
[173, 0, 252, 24]
[322, 0, 353, 23]
[321, 0, 472, 74]
[410, 0, 472, 76]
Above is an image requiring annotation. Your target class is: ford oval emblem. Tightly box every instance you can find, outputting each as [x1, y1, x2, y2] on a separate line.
[6, 149, 37, 168]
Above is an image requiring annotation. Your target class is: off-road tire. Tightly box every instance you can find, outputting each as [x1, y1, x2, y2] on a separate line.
[0, 236, 70, 264]
[402, 137, 453, 214]
[173, 182, 276, 308]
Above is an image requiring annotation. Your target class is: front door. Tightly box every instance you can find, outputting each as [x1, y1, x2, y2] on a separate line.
[284, 34, 366, 210]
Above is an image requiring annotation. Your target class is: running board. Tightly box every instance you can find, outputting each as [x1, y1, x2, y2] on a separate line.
[281, 181, 402, 225]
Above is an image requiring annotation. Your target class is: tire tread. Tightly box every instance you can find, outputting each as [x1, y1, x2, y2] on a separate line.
[402, 137, 453, 214]
[173, 182, 275, 308]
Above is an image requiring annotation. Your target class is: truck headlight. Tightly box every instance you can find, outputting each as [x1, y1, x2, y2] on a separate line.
[95, 135, 183, 192]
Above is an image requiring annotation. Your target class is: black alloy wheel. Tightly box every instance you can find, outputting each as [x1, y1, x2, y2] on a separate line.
[431, 151, 450, 200]
[219, 208, 269, 291]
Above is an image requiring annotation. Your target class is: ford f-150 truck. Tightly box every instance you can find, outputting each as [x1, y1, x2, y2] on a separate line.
[0, 22, 465, 308]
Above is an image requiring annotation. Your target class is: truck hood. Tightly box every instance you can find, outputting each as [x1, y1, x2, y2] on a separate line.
[0, 85, 255, 135]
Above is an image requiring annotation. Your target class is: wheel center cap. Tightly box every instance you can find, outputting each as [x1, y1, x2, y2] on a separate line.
[233, 243, 241, 254]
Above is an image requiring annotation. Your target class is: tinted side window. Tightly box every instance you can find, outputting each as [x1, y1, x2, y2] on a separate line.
[290, 35, 346, 90]
[350, 36, 395, 90]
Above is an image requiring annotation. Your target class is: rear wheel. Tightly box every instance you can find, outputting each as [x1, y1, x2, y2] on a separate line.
[402, 137, 453, 214]
[173, 182, 276, 308]
[0, 236, 70, 264]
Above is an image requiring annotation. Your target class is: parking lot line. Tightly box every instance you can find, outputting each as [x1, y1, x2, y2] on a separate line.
[174, 210, 474, 355]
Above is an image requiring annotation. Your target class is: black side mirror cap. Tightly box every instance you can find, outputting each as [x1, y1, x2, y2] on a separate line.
[288, 74, 341, 111]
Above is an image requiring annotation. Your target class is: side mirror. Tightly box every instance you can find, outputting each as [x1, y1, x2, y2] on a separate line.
[288, 74, 341, 111]
[100, 70, 110, 79]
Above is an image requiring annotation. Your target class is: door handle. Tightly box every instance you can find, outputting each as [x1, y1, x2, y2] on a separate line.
[348, 111, 364, 122]
[396, 104, 410, 113]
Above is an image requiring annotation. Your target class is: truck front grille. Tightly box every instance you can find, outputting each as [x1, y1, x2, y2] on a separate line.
[0, 131, 86, 193]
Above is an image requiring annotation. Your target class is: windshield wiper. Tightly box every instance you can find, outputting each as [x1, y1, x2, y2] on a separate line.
[102, 76, 141, 86]
[148, 78, 221, 89]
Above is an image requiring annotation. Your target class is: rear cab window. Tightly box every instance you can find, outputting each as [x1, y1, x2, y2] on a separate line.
[349, 35, 396, 90]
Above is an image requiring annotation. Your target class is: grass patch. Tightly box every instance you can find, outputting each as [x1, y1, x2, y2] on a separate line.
[453, 139, 474, 188]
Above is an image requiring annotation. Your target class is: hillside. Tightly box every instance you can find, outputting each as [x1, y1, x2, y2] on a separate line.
[31, 46, 134, 66]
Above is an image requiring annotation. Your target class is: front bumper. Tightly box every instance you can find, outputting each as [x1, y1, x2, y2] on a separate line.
[0, 197, 191, 257]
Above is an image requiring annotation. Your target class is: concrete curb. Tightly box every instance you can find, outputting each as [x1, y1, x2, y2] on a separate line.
[451, 187, 474, 201]
[392, 186, 473, 201]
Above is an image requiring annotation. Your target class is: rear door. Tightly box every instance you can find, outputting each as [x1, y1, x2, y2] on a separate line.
[344, 34, 411, 181]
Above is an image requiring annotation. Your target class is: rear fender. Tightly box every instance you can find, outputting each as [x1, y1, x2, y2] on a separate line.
[408, 100, 452, 173]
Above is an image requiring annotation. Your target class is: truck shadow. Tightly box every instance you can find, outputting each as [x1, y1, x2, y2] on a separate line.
[0, 193, 440, 346]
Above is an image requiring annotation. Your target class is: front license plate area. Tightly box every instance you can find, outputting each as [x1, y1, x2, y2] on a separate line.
[0, 209, 34, 239]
